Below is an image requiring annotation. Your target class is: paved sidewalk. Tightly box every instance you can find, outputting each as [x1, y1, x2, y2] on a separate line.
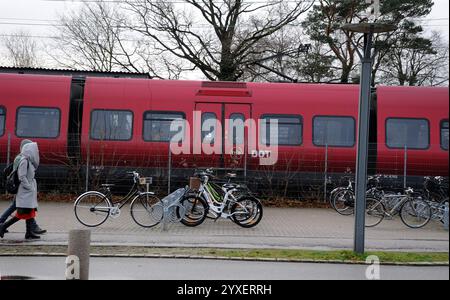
[0, 202, 448, 252]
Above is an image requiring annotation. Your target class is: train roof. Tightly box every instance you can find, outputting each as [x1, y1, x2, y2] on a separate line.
[0, 66, 150, 79]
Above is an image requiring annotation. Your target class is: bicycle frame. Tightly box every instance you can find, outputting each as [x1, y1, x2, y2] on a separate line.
[382, 194, 410, 217]
[101, 182, 142, 209]
[85, 174, 154, 217]
[196, 176, 249, 219]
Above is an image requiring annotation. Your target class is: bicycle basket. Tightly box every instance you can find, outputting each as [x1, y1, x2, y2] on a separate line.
[139, 177, 153, 185]
[189, 177, 201, 190]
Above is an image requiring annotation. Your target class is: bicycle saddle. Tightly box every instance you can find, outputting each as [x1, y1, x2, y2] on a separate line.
[101, 184, 115, 188]
[222, 183, 240, 191]
[226, 173, 237, 178]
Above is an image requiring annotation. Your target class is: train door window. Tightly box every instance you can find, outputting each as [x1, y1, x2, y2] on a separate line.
[16, 107, 60, 138]
[143, 111, 185, 142]
[386, 118, 429, 150]
[313, 116, 355, 147]
[261, 115, 303, 146]
[441, 120, 449, 151]
[90, 110, 133, 141]
[229, 113, 245, 145]
[0, 107, 5, 137]
[202, 112, 218, 144]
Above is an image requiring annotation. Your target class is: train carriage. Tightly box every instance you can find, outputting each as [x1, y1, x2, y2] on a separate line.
[0, 70, 448, 193]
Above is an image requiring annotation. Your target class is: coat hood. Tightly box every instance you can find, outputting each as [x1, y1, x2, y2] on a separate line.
[21, 142, 39, 168]
[20, 139, 33, 151]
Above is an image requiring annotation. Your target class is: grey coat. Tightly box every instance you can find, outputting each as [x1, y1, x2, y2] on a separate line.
[15, 142, 39, 209]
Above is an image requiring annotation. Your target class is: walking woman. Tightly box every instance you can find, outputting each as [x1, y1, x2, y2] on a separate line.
[0, 142, 41, 239]
[0, 139, 46, 235]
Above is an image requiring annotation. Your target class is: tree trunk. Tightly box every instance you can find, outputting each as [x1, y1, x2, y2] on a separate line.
[340, 66, 351, 83]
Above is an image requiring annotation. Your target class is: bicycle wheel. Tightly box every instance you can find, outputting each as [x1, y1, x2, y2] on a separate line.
[329, 187, 345, 209]
[332, 190, 355, 216]
[74, 192, 111, 227]
[400, 198, 431, 229]
[365, 198, 385, 228]
[177, 195, 208, 227]
[130, 193, 164, 228]
[230, 197, 263, 228]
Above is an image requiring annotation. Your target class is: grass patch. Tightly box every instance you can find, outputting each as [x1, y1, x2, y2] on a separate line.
[0, 245, 447, 264]
[195, 248, 448, 263]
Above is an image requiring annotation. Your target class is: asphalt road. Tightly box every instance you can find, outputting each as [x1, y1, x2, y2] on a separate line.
[0, 257, 448, 280]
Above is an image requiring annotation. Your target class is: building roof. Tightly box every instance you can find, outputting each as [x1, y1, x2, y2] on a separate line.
[0, 66, 151, 79]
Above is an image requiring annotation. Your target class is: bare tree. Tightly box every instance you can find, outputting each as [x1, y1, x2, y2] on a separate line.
[2, 30, 39, 67]
[124, 0, 313, 81]
[51, 1, 139, 72]
[379, 31, 449, 86]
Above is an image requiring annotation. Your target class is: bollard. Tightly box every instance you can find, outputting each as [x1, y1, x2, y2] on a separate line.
[66, 229, 91, 280]
[444, 202, 449, 231]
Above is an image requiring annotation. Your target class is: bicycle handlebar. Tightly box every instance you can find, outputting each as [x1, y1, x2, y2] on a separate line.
[126, 171, 141, 182]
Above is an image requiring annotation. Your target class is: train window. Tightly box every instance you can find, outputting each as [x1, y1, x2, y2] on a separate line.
[261, 115, 302, 146]
[441, 120, 449, 151]
[90, 110, 133, 141]
[143, 112, 185, 142]
[16, 107, 60, 139]
[229, 113, 245, 145]
[0, 107, 5, 137]
[202, 112, 218, 144]
[313, 116, 355, 147]
[386, 118, 429, 150]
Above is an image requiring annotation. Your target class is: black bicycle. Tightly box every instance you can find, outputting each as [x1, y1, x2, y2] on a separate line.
[74, 171, 164, 228]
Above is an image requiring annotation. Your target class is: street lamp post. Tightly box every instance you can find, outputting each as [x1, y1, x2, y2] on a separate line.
[341, 22, 396, 254]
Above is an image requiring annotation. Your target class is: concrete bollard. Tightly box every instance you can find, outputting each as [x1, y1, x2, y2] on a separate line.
[66, 229, 91, 280]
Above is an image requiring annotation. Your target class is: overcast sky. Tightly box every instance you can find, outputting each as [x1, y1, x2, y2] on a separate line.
[0, 0, 448, 74]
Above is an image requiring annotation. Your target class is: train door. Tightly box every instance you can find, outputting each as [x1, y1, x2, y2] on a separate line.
[194, 102, 251, 170]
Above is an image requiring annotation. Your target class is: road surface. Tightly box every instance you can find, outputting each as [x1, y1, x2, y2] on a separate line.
[0, 256, 448, 280]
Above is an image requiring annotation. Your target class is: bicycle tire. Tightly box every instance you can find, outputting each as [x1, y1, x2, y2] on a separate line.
[177, 195, 209, 227]
[400, 198, 432, 229]
[365, 198, 385, 228]
[74, 191, 111, 227]
[130, 193, 164, 228]
[332, 189, 355, 216]
[329, 187, 346, 209]
[230, 196, 263, 228]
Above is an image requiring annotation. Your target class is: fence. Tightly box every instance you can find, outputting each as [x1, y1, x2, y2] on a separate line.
[0, 133, 448, 201]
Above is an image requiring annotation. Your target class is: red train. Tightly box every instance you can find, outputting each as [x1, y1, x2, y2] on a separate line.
[0, 71, 448, 191]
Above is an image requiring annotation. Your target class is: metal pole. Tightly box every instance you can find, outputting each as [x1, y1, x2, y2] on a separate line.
[354, 32, 374, 254]
[85, 138, 90, 192]
[5, 133, 11, 195]
[403, 145, 407, 189]
[244, 134, 248, 180]
[6, 132, 11, 166]
[324, 144, 328, 202]
[67, 229, 91, 280]
[168, 146, 172, 195]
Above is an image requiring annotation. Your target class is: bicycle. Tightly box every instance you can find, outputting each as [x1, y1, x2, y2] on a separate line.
[178, 169, 263, 228]
[366, 187, 432, 228]
[73, 171, 164, 228]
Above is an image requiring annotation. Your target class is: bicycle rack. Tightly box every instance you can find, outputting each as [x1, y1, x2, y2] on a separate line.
[160, 188, 187, 231]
